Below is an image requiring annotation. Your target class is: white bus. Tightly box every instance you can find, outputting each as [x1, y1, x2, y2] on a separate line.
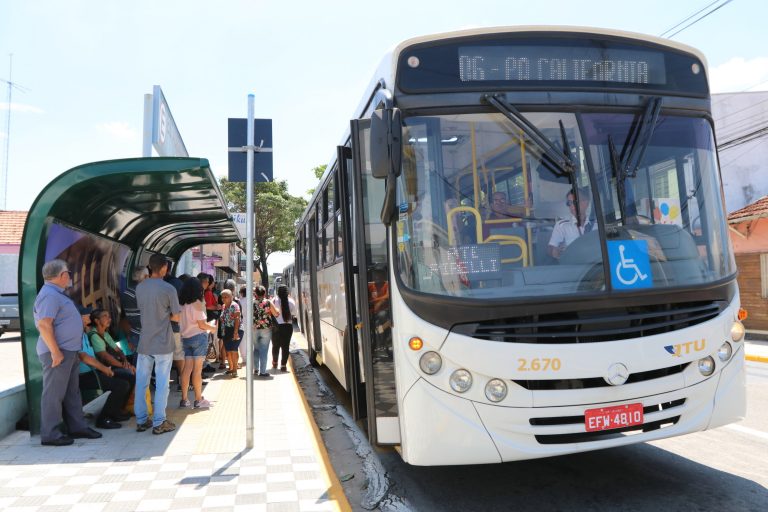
[294, 27, 746, 466]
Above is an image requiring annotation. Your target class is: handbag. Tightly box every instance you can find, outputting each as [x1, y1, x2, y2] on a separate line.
[205, 334, 218, 361]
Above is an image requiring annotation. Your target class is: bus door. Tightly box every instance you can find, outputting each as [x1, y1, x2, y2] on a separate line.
[349, 119, 400, 445]
[337, 145, 366, 421]
[307, 215, 323, 365]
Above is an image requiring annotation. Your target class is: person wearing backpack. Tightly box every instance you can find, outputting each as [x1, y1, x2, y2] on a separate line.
[252, 285, 279, 377]
[272, 285, 297, 372]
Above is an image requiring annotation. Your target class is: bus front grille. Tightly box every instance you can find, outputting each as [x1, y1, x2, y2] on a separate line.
[454, 301, 724, 344]
[530, 399, 685, 444]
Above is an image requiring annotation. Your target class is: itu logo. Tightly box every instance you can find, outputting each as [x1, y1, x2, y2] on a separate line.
[664, 339, 706, 357]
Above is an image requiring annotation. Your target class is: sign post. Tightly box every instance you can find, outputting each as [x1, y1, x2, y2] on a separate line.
[244, 95, 256, 449]
[228, 105, 273, 449]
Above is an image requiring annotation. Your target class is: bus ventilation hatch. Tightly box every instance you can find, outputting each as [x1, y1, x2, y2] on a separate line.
[453, 301, 724, 344]
[530, 399, 686, 445]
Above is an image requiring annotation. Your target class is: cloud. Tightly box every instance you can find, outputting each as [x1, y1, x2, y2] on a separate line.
[710, 57, 768, 93]
[0, 102, 44, 114]
[97, 121, 138, 141]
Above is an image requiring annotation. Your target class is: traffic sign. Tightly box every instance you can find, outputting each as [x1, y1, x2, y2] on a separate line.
[228, 118, 273, 182]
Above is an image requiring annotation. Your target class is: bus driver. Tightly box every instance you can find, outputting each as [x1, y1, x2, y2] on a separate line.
[548, 188, 594, 260]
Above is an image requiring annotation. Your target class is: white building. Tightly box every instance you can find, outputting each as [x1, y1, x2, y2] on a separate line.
[713, 91, 768, 213]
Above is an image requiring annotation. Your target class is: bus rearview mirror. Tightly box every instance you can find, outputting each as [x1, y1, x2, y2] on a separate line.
[369, 108, 402, 179]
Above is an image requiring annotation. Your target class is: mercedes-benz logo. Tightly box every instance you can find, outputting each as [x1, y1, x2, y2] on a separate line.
[604, 363, 629, 386]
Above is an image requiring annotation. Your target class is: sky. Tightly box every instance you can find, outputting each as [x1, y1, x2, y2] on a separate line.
[2, 0, 767, 270]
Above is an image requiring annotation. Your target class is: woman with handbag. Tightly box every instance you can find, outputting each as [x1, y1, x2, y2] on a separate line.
[272, 285, 297, 372]
[253, 285, 279, 377]
[178, 277, 218, 408]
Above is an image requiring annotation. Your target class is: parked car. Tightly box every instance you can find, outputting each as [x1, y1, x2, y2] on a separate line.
[0, 293, 20, 336]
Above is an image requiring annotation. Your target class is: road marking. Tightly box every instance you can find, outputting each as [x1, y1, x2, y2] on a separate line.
[724, 424, 768, 442]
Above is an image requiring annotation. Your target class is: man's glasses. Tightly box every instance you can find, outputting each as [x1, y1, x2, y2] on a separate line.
[60, 270, 72, 277]
[565, 199, 589, 206]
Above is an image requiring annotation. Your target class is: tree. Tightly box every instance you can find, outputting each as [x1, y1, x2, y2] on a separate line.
[219, 177, 307, 287]
[307, 164, 326, 196]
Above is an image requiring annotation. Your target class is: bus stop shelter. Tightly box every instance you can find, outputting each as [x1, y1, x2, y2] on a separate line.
[18, 157, 241, 434]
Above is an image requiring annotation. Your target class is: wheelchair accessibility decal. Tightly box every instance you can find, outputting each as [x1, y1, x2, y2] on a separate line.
[607, 240, 653, 290]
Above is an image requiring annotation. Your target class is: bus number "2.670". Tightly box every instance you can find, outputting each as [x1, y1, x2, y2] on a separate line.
[517, 358, 562, 372]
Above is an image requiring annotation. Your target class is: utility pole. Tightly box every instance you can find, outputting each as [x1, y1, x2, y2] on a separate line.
[1, 54, 28, 210]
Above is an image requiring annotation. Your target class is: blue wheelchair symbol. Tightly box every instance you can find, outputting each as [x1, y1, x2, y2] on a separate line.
[607, 240, 653, 290]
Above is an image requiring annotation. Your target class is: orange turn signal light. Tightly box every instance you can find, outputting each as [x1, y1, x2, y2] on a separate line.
[409, 337, 424, 351]
[738, 308, 748, 321]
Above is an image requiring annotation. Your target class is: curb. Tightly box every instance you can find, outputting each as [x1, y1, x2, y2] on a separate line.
[746, 354, 768, 364]
[288, 356, 353, 512]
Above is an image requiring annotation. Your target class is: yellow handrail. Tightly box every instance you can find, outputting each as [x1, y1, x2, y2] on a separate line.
[446, 206, 483, 246]
[484, 234, 528, 266]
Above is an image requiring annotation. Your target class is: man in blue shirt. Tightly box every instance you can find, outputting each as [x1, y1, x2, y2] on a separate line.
[34, 259, 102, 446]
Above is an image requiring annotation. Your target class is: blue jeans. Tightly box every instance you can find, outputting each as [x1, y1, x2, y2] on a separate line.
[254, 328, 272, 375]
[134, 352, 173, 427]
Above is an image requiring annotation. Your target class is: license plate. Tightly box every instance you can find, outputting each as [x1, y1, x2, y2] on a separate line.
[584, 403, 644, 432]
[0, 320, 9, 325]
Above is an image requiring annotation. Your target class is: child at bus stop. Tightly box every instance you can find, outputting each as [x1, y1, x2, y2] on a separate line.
[218, 289, 241, 376]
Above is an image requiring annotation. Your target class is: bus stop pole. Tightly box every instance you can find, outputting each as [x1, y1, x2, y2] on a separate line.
[245, 94, 255, 449]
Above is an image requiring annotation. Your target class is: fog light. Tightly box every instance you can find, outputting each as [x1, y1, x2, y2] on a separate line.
[484, 379, 507, 402]
[409, 337, 424, 351]
[419, 351, 442, 375]
[718, 342, 733, 362]
[730, 321, 745, 342]
[449, 369, 473, 393]
[698, 356, 715, 376]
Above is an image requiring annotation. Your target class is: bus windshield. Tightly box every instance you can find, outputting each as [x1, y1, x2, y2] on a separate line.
[395, 111, 735, 299]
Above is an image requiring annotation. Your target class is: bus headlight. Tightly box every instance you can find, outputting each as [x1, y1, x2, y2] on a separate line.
[697, 356, 715, 376]
[718, 342, 733, 362]
[730, 321, 745, 342]
[449, 369, 473, 393]
[419, 351, 442, 375]
[484, 379, 507, 402]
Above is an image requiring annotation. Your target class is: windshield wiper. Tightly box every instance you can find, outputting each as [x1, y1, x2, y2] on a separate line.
[621, 97, 662, 178]
[484, 94, 575, 177]
[609, 97, 662, 224]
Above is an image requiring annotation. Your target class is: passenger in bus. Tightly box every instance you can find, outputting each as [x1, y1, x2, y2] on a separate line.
[486, 190, 529, 221]
[219, 289, 241, 377]
[548, 188, 594, 260]
[272, 285, 297, 372]
[35, 259, 103, 445]
[253, 285, 279, 377]
[178, 277, 218, 409]
[78, 305, 131, 429]
[134, 253, 181, 435]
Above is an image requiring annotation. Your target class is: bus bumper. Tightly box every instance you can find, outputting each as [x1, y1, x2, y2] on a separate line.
[399, 345, 746, 466]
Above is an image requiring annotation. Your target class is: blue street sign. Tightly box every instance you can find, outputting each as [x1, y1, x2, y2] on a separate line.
[607, 240, 653, 290]
[227, 118, 273, 182]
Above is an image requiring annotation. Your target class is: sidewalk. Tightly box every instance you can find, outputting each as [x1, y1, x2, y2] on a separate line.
[0, 332, 350, 512]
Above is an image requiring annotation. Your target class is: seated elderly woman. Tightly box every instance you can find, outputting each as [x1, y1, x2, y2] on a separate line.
[77, 306, 131, 429]
[88, 308, 136, 411]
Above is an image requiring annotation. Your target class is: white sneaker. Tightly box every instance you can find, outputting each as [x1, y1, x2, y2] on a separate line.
[194, 398, 211, 409]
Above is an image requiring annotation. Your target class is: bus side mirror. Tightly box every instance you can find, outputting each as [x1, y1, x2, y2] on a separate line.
[370, 108, 401, 179]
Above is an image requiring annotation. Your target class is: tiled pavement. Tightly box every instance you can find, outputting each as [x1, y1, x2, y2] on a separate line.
[0, 333, 349, 512]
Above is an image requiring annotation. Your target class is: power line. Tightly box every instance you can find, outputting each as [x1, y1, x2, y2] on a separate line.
[661, 0, 735, 39]
[659, 0, 722, 37]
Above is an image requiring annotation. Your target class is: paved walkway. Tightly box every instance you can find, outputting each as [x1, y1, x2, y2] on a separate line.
[0, 332, 350, 512]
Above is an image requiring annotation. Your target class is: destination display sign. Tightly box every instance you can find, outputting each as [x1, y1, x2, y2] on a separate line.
[457, 46, 666, 84]
[397, 34, 708, 95]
